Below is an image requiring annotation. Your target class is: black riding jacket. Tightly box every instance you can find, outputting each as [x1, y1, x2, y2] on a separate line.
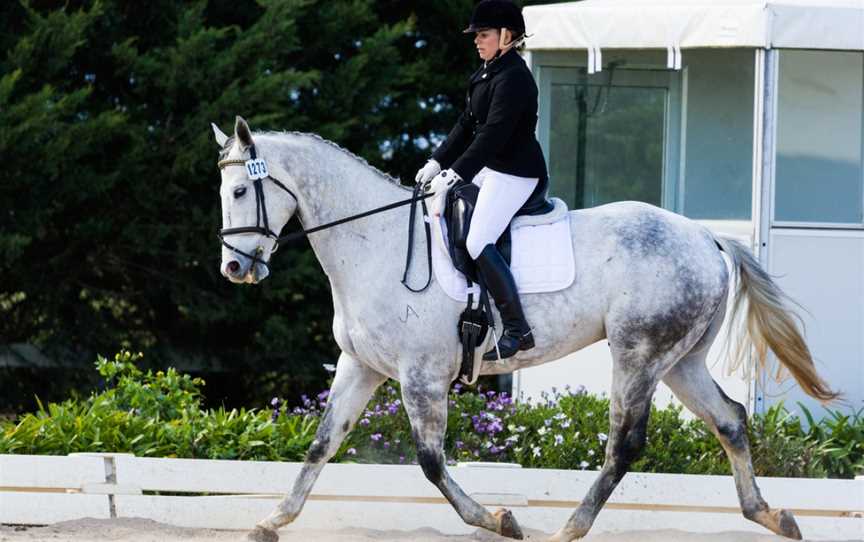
[432, 48, 550, 215]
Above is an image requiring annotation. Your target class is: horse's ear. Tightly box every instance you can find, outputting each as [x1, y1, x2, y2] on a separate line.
[211, 123, 229, 147]
[235, 116, 254, 147]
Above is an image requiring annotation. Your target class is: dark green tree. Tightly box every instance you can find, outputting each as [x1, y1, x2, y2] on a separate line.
[1, 0, 506, 409]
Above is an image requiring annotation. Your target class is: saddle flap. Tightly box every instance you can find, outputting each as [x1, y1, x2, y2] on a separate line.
[443, 183, 511, 284]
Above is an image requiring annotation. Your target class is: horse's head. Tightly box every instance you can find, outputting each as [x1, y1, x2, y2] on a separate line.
[212, 116, 298, 284]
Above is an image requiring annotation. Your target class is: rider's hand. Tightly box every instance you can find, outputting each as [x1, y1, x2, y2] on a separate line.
[428, 168, 462, 216]
[414, 159, 441, 189]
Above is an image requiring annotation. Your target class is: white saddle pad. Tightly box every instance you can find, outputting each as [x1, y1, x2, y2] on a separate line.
[432, 197, 576, 303]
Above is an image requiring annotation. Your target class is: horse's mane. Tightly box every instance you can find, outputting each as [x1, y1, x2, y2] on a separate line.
[260, 130, 406, 189]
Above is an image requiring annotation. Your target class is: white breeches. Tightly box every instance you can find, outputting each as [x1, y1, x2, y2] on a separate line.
[465, 167, 539, 259]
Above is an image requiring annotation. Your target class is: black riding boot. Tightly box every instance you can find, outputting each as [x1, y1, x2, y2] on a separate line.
[475, 244, 535, 360]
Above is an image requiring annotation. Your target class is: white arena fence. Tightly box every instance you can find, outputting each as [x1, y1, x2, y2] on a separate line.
[0, 453, 861, 538]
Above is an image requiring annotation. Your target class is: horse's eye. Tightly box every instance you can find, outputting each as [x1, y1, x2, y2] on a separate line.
[233, 186, 247, 198]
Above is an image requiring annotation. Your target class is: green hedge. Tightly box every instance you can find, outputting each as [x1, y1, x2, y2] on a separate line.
[2, 352, 861, 478]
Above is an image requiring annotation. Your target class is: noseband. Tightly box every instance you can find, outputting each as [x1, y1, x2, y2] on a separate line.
[217, 142, 434, 290]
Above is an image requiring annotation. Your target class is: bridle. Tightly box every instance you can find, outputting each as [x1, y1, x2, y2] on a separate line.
[217, 143, 434, 291]
[217, 144, 297, 272]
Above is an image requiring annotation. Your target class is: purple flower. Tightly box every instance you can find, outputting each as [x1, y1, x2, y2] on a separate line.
[399, 455, 405, 463]
[383, 441, 390, 449]
[317, 390, 329, 402]
[455, 440, 463, 449]
[453, 383, 463, 392]
[370, 433, 382, 442]
[359, 418, 370, 426]
[270, 397, 281, 407]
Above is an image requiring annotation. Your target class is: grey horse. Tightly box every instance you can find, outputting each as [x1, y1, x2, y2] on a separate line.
[212, 117, 836, 542]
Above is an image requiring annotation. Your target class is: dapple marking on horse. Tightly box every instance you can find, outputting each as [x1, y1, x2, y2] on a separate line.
[212, 117, 836, 542]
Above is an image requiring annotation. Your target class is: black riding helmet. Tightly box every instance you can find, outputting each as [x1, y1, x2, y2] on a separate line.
[462, 0, 526, 34]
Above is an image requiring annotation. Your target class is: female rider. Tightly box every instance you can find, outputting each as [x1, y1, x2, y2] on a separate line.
[415, 0, 550, 361]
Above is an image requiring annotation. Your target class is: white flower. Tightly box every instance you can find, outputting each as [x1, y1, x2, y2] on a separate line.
[579, 461, 589, 469]
[505, 435, 519, 443]
[516, 425, 526, 433]
[554, 434, 564, 446]
[537, 426, 548, 436]
[588, 449, 595, 456]
[561, 420, 571, 429]
[598, 432, 608, 442]
[532, 446, 541, 458]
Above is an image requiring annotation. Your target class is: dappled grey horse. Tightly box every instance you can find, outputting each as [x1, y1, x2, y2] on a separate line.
[212, 117, 835, 542]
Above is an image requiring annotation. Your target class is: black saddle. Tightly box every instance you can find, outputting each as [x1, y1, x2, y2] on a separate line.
[442, 182, 551, 384]
[443, 182, 511, 284]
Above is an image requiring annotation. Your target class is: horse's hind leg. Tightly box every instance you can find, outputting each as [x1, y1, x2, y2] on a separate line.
[400, 366, 523, 539]
[663, 351, 803, 539]
[549, 361, 658, 542]
[249, 352, 387, 542]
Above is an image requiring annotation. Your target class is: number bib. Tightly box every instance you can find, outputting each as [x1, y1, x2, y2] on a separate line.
[245, 158, 269, 180]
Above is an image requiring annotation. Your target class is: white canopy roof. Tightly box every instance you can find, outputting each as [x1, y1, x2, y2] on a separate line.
[524, 0, 864, 51]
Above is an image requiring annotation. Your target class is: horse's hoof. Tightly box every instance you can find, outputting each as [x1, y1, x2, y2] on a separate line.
[774, 509, 802, 540]
[494, 508, 524, 540]
[247, 526, 279, 542]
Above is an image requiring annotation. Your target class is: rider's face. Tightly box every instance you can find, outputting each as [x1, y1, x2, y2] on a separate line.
[474, 29, 500, 61]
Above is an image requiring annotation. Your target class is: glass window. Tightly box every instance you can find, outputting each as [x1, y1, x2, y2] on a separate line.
[681, 49, 755, 220]
[775, 50, 864, 224]
[546, 66, 675, 210]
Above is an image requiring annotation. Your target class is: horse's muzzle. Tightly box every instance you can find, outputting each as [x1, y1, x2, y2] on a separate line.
[222, 256, 270, 284]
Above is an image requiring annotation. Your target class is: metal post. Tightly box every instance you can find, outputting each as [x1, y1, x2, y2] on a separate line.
[750, 47, 779, 414]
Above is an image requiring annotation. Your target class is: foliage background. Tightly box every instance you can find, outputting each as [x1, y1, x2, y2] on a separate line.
[0, 0, 573, 412]
[3, 353, 861, 479]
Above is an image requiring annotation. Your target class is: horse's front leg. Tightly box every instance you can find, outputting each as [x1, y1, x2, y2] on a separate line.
[248, 352, 387, 542]
[400, 365, 524, 540]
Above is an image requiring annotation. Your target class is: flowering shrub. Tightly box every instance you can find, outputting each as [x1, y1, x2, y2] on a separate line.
[1, 352, 861, 479]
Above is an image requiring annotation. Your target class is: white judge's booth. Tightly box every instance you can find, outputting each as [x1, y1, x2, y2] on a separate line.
[512, 0, 864, 420]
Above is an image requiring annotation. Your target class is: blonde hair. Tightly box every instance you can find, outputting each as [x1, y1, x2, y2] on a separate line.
[498, 28, 527, 53]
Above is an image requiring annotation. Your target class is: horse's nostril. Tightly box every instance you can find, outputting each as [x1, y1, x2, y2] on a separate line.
[227, 261, 240, 273]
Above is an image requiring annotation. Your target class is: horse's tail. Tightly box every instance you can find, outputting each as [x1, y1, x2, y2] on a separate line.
[714, 236, 839, 403]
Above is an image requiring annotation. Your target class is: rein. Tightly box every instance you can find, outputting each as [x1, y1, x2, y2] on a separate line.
[217, 144, 434, 291]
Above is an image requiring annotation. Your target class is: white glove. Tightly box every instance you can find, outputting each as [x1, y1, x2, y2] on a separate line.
[427, 168, 462, 216]
[414, 159, 441, 188]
